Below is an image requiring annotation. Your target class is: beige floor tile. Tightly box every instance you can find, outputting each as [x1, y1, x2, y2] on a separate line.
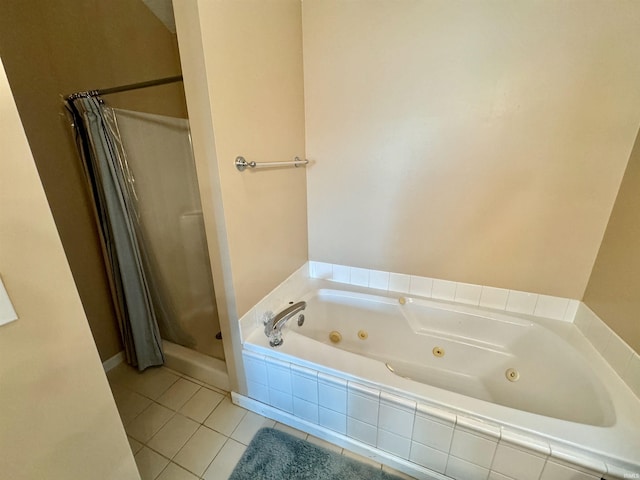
[307, 435, 343, 453]
[175, 375, 204, 388]
[343, 448, 382, 469]
[202, 439, 247, 480]
[201, 382, 228, 396]
[135, 446, 169, 480]
[162, 368, 227, 395]
[128, 436, 144, 455]
[273, 422, 307, 440]
[107, 363, 140, 387]
[382, 464, 417, 479]
[231, 411, 276, 445]
[128, 367, 180, 400]
[179, 387, 225, 423]
[110, 364, 179, 400]
[203, 397, 247, 436]
[111, 385, 153, 425]
[126, 403, 175, 443]
[156, 462, 199, 480]
[173, 426, 226, 477]
[147, 414, 199, 459]
[157, 378, 201, 411]
[161, 367, 193, 380]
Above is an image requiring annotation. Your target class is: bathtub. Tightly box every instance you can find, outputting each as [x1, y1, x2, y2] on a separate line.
[240, 281, 640, 479]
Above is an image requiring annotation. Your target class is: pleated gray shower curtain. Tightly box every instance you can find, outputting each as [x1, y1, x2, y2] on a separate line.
[67, 95, 164, 370]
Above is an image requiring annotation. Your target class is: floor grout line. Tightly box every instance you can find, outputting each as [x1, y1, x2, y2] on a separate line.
[114, 363, 371, 480]
[200, 435, 233, 479]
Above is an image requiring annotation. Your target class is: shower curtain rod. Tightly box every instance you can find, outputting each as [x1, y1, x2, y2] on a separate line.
[64, 75, 183, 101]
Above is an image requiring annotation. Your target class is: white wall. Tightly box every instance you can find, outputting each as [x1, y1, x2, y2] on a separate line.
[303, 0, 640, 299]
[0, 58, 139, 480]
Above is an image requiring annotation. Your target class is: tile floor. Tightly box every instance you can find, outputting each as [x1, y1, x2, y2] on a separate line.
[107, 363, 415, 480]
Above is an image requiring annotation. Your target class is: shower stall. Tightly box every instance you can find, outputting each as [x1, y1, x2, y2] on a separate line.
[111, 108, 224, 362]
[67, 82, 226, 382]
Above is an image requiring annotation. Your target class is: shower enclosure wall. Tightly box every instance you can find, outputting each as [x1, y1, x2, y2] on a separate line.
[112, 108, 224, 361]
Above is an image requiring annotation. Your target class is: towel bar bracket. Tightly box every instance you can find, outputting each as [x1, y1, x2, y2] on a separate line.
[235, 156, 255, 171]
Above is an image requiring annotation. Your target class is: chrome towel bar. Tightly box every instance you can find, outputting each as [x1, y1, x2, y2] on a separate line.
[235, 156, 309, 172]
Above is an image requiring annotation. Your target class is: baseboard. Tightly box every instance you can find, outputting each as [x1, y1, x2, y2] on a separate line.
[231, 392, 445, 480]
[102, 351, 125, 372]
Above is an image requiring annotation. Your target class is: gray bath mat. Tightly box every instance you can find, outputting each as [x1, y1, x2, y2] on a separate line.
[229, 427, 407, 480]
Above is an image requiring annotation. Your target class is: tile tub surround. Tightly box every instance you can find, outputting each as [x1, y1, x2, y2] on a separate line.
[237, 262, 640, 480]
[308, 261, 580, 322]
[239, 350, 636, 480]
[574, 303, 640, 400]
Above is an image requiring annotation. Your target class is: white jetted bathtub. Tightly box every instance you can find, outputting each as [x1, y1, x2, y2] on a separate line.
[240, 283, 640, 479]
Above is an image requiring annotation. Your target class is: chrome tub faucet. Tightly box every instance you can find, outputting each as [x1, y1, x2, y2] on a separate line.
[264, 301, 306, 347]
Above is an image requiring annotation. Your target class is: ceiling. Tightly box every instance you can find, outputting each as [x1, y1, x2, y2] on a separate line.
[142, 0, 176, 33]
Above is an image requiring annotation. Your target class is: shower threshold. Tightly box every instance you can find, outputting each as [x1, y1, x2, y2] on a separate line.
[162, 340, 230, 391]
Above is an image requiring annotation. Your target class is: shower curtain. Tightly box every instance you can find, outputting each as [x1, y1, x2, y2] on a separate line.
[66, 95, 164, 370]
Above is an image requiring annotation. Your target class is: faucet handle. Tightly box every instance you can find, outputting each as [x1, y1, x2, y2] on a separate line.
[262, 311, 274, 326]
[263, 311, 276, 338]
[262, 311, 284, 347]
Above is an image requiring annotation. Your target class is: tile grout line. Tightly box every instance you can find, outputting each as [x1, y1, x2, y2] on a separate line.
[110, 365, 240, 480]
[200, 436, 236, 480]
[157, 398, 236, 477]
[116, 363, 385, 480]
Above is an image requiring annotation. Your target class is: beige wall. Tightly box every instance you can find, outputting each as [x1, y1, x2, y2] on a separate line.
[178, 0, 308, 317]
[0, 0, 187, 360]
[584, 129, 640, 353]
[303, 0, 640, 299]
[0, 58, 139, 480]
[174, 0, 244, 391]
[174, 0, 307, 392]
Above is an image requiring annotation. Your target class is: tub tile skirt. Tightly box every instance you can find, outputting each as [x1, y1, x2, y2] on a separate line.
[241, 350, 635, 480]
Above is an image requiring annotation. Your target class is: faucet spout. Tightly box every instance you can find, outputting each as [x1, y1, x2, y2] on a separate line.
[264, 301, 306, 347]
